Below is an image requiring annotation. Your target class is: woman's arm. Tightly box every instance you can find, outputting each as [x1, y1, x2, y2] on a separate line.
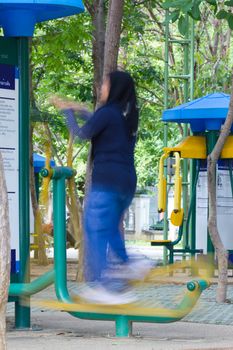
[50, 95, 109, 140]
[63, 108, 109, 140]
[78, 109, 92, 121]
[49, 96, 91, 120]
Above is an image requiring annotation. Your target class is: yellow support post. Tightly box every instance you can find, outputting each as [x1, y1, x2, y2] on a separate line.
[173, 152, 182, 211]
[158, 153, 169, 213]
[171, 152, 184, 227]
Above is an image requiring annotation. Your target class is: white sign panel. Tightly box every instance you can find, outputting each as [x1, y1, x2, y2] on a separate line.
[196, 165, 233, 253]
[0, 64, 19, 262]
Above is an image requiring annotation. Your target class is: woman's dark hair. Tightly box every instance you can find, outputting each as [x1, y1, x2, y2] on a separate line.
[106, 70, 139, 136]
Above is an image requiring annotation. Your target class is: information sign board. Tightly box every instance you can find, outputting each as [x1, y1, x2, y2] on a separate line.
[0, 63, 19, 261]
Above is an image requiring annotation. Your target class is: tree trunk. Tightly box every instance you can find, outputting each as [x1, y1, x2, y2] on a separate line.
[82, 0, 125, 282]
[0, 152, 11, 350]
[207, 74, 233, 303]
[103, 0, 125, 78]
[92, 0, 105, 104]
[84, 0, 106, 206]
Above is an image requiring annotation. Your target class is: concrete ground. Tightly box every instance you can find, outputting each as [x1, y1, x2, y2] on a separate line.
[7, 244, 233, 349]
[6, 312, 233, 350]
[6, 282, 233, 350]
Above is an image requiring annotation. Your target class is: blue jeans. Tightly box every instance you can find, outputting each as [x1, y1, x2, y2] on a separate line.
[83, 189, 134, 283]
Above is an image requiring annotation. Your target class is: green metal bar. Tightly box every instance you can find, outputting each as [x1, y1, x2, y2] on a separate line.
[163, 9, 170, 265]
[189, 159, 198, 253]
[189, 20, 196, 265]
[168, 246, 174, 264]
[169, 39, 191, 44]
[115, 317, 132, 337]
[173, 248, 203, 254]
[34, 172, 40, 260]
[164, 10, 169, 111]
[50, 168, 134, 335]
[189, 158, 199, 276]
[167, 182, 189, 185]
[41, 167, 75, 301]
[169, 74, 190, 79]
[9, 270, 55, 296]
[171, 222, 183, 247]
[41, 166, 74, 180]
[183, 15, 190, 103]
[190, 19, 195, 101]
[15, 37, 30, 329]
[53, 175, 71, 301]
[186, 279, 209, 292]
[181, 14, 190, 255]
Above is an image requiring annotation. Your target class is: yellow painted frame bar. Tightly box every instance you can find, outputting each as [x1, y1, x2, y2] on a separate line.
[173, 152, 182, 211]
[221, 135, 233, 158]
[170, 152, 184, 227]
[163, 136, 206, 159]
[158, 152, 169, 212]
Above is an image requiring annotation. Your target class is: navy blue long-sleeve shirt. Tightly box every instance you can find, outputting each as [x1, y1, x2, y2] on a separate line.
[63, 104, 137, 193]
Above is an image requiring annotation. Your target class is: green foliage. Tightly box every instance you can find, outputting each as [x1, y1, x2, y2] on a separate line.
[162, 0, 233, 33]
[225, 0, 233, 6]
[216, 9, 229, 19]
[163, 1, 202, 35]
[31, 0, 233, 192]
[206, 0, 217, 5]
[188, 3, 201, 20]
[178, 15, 189, 35]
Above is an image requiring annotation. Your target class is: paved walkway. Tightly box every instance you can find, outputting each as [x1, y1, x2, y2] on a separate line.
[6, 282, 233, 349]
[6, 313, 233, 350]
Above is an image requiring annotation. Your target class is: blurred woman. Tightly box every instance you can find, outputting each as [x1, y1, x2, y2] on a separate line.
[51, 71, 150, 304]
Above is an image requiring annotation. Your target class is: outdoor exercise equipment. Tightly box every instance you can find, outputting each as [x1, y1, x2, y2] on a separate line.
[1, 0, 209, 337]
[159, 12, 233, 265]
[10, 165, 209, 337]
[162, 12, 195, 262]
[153, 93, 233, 264]
[154, 156, 201, 264]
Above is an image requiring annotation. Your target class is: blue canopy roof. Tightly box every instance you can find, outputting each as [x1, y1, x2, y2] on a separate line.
[0, 0, 84, 36]
[33, 153, 55, 173]
[163, 93, 230, 132]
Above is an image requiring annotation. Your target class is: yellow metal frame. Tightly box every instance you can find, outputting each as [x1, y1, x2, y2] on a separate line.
[164, 136, 207, 159]
[162, 135, 233, 160]
[158, 152, 169, 213]
[157, 133, 233, 228]
[157, 134, 233, 232]
[173, 152, 182, 212]
[221, 135, 233, 159]
[170, 152, 184, 226]
[157, 151, 183, 227]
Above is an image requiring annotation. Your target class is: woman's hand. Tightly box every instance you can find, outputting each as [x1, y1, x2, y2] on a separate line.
[49, 95, 87, 112]
[49, 95, 73, 110]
